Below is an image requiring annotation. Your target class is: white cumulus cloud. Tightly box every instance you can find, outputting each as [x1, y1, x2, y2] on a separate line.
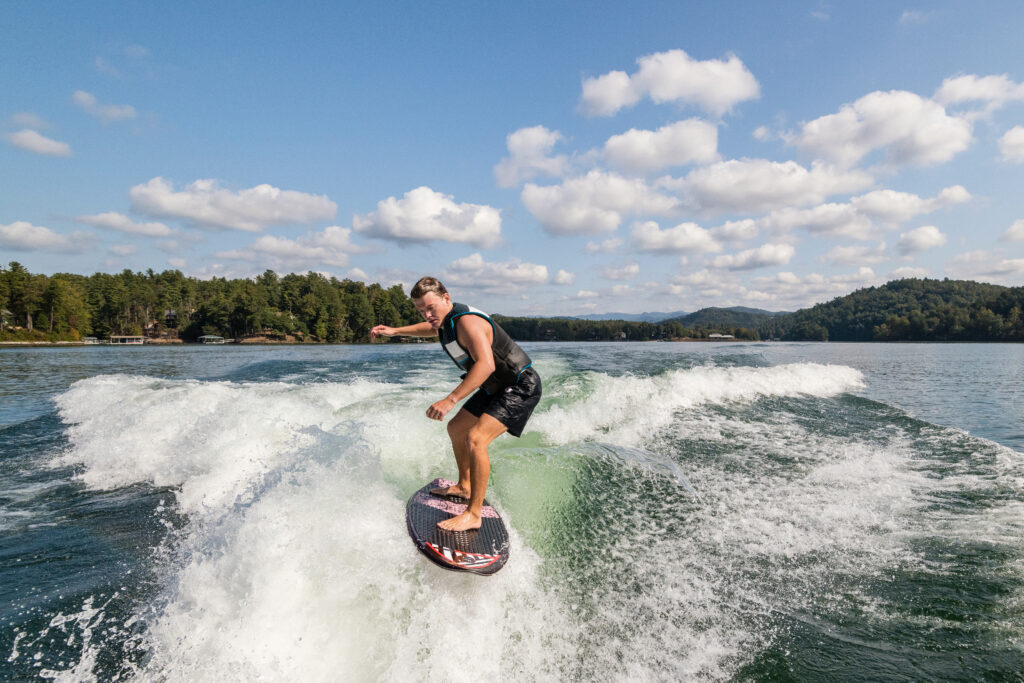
[442, 253, 550, 290]
[109, 244, 138, 256]
[580, 48, 760, 117]
[710, 219, 759, 242]
[947, 250, 1024, 283]
[522, 170, 678, 235]
[553, 269, 575, 285]
[630, 220, 721, 253]
[603, 119, 718, 174]
[72, 90, 137, 122]
[0, 221, 94, 253]
[999, 126, 1024, 163]
[821, 242, 888, 266]
[764, 203, 874, 239]
[130, 177, 337, 232]
[750, 267, 878, 308]
[662, 159, 872, 215]
[600, 262, 640, 281]
[671, 268, 719, 288]
[494, 126, 569, 188]
[1001, 219, 1024, 242]
[352, 186, 501, 247]
[851, 185, 970, 225]
[712, 243, 795, 270]
[759, 185, 969, 241]
[889, 266, 929, 279]
[934, 74, 1024, 111]
[898, 225, 947, 254]
[7, 129, 72, 156]
[76, 211, 174, 237]
[793, 90, 972, 167]
[218, 225, 370, 269]
[584, 237, 624, 253]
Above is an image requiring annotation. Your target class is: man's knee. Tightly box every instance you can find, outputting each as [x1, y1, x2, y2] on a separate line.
[466, 427, 490, 454]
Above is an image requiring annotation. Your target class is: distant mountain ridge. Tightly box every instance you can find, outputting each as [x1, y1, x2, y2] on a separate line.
[664, 306, 788, 329]
[571, 306, 791, 325]
[571, 310, 689, 323]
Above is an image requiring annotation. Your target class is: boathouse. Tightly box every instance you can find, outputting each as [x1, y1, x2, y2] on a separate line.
[110, 335, 145, 344]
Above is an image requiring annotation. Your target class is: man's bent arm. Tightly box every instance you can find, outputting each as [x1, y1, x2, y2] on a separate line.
[425, 315, 494, 421]
[446, 316, 495, 403]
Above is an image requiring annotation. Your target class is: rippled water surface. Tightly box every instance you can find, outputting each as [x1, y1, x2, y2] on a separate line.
[1, 342, 1022, 680]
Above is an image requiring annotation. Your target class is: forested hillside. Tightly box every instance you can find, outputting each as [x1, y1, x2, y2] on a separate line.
[765, 278, 1024, 341]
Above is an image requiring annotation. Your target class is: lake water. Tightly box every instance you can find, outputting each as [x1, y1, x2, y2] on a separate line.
[1, 342, 1022, 680]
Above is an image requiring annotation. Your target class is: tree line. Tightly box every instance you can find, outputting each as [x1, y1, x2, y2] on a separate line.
[0, 262, 419, 343]
[3, 264, 1021, 344]
[0, 262, 753, 344]
[493, 316, 760, 341]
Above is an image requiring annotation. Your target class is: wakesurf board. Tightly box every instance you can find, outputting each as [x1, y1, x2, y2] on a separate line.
[406, 478, 510, 576]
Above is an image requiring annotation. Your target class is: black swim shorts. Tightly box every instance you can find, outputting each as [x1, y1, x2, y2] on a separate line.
[461, 367, 542, 437]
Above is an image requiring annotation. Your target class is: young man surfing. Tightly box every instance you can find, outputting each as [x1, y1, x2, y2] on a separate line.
[370, 277, 541, 532]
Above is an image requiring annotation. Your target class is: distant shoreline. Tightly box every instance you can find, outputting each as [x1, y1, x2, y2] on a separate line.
[0, 337, 752, 348]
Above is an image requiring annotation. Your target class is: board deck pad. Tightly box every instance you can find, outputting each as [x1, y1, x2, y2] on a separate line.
[406, 478, 510, 575]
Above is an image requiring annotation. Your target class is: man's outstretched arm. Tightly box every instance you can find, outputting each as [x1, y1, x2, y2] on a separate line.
[371, 321, 436, 339]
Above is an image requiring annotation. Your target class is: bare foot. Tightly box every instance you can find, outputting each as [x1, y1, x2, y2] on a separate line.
[430, 484, 470, 500]
[437, 510, 482, 531]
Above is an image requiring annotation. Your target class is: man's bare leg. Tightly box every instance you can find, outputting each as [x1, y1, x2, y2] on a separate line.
[430, 409, 476, 499]
[438, 414, 507, 531]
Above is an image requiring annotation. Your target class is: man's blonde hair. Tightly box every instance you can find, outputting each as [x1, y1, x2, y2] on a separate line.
[410, 276, 448, 300]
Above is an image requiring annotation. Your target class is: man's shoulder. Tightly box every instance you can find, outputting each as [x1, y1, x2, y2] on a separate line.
[453, 303, 490, 318]
[455, 311, 492, 328]
[454, 310, 495, 341]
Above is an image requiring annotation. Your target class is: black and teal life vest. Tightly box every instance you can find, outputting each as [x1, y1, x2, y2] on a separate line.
[439, 302, 532, 395]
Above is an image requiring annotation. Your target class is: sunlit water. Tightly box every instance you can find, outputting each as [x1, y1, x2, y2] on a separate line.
[1, 342, 1022, 680]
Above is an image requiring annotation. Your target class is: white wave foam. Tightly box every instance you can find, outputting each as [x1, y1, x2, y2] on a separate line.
[54, 375, 395, 514]
[532, 362, 865, 446]
[50, 372, 575, 680]
[47, 354, 1023, 680]
[136, 448, 567, 681]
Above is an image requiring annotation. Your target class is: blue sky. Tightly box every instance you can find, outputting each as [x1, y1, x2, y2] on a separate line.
[3, 1, 1024, 315]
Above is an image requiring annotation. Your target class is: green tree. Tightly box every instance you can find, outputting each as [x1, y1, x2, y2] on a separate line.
[342, 280, 374, 342]
[0, 264, 9, 318]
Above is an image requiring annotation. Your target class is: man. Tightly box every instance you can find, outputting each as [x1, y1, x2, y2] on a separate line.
[370, 277, 541, 532]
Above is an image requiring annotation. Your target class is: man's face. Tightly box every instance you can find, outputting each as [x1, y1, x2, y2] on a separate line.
[414, 292, 452, 329]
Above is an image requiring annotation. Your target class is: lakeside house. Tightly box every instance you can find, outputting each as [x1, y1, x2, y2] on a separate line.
[110, 335, 145, 344]
[708, 333, 735, 340]
[198, 335, 227, 344]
